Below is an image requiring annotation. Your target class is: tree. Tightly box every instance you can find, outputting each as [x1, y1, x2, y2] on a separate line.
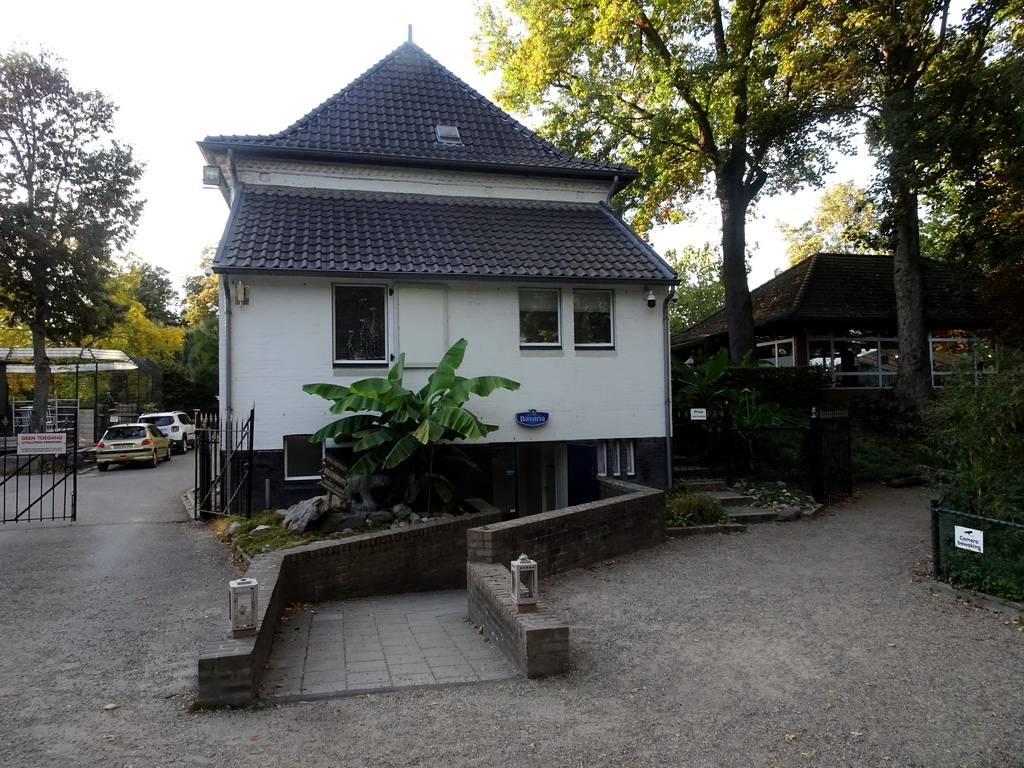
[778, 181, 884, 265]
[181, 249, 218, 327]
[664, 243, 726, 334]
[118, 256, 180, 327]
[846, 0, 1013, 417]
[304, 339, 520, 511]
[476, 0, 861, 361]
[0, 50, 143, 431]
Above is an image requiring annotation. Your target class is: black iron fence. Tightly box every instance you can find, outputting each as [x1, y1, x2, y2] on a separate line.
[675, 407, 852, 505]
[194, 408, 254, 520]
[1, 423, 78, 523]
[931, 501, 1024, 604]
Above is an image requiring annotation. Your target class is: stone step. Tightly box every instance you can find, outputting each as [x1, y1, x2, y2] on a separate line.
[724, 507, 778, 524]
[677, 479, 728, 493]
[673, 463, 713, 479]
[702, 490, 756, 508]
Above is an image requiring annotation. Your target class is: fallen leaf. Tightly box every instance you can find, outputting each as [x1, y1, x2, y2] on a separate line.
[251, 735, 260, 741]
[103, 703, 119, 711]
[785, 734, 798, 741]
[801, 752, 814, 758]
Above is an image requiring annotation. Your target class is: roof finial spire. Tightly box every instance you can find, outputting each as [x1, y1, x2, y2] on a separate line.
[408, 24, 413, 43]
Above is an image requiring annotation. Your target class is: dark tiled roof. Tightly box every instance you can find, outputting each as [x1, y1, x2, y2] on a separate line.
[214, 187, 675, 282]
[671, 252, 990, 347]
[201, 42, 633, 178]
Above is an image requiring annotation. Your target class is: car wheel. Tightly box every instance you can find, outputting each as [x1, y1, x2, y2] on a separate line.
[163, 446, 172, 462]
[176, 439, 187, 455]
[150, 451, 159, 468]
[97, 463, 108, 472]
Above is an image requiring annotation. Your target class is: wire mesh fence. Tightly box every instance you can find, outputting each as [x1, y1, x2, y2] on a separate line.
[931, 501, 1024, 604]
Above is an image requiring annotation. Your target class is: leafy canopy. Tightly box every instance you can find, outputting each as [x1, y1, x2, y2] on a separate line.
[778, 181, 885, 266]
[303, 339, 520, 507]
[476, 0, 862, 359]
[0, 49, 142, 428]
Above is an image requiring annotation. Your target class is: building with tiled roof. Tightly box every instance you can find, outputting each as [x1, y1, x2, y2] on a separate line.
[199, 41, 677, 510]
[672, 253, 993, 389]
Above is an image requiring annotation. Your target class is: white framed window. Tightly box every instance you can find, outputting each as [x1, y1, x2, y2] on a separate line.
[334, 284, 388, 364]
[519, 288, 560, 347]
[625, 439, 636, 476]
[596, 441, 608, 477]
[610, 440, 621, 477]
[284, 435, 323, 481]
[755, 335, 795, 367]
[574, 290, 613, 348]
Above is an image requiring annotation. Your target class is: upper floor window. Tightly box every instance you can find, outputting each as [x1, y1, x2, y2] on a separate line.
[519, 289, 560, 347]
[574, 290, 613, 347]
[334, 285, 387, 364]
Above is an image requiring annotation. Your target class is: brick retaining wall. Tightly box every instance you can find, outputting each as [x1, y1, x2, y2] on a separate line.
[466, 479, 665, 576]
[197, 506, 501, 707]
[467, 562, 569, 678]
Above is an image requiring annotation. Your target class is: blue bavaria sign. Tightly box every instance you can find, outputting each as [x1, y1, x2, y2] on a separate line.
[516, 410, 549, 427]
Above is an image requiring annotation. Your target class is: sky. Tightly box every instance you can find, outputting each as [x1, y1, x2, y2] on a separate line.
[3, 0, 875, 292]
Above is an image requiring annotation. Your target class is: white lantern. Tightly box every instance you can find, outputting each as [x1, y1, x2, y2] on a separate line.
[229, 578, 259, 638]
[510, 554, 538, 613]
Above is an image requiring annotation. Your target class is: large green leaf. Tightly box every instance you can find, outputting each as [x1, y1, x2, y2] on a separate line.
[433, 406, 492, 439]
[383, 433, 422, 469]
[442, 375, 521, 407]
[302, 382, 351, 401]
[309, 413, 380, 443]
[422, 338, 468, 405]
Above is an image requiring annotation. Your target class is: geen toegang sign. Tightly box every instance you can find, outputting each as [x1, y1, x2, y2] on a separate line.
[954, 526, 984, 554]
[17, 432, 67, 456]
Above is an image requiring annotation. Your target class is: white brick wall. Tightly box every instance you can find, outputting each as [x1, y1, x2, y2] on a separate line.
[222, 276, 670, 451]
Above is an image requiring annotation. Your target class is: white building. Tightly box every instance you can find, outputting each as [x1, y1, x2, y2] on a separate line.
[199, 42, 677, 515]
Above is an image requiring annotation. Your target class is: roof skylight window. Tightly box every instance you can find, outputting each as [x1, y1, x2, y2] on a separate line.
[435, 125, 463, 144]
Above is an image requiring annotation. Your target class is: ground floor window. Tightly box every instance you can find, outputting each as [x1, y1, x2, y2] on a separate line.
[520, 288, 561, 347]
[807, 331, 994, 388]
[334, 284, 387, 364]
[574, 290, 613, 348]
[284, 434, 323, 481]
[756, 335, 795, 367]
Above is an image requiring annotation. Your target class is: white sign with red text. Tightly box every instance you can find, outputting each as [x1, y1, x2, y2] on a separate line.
[17, 433, 67, 456]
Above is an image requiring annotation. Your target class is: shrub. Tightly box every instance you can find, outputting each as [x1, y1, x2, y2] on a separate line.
[665, 488, 730, 526]
[925, 354, 1024, 521]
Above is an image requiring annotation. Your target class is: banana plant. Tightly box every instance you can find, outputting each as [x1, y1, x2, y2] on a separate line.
[303, 338, 520, 509]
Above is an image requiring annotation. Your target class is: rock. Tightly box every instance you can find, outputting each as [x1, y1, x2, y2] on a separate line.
[282, 495, 329, 534]
[409, 512, 423, 524]
[318, 511, 368, 534]
[347, 474, 392, 513]
[367, 509, 396, 525]
[392, 504, 413, 521]
[775, 506, 802, 522]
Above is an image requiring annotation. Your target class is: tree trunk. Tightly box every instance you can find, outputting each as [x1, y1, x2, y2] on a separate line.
[716, 159, 756, 362]
[891, 189, 931, 417]
[30, 320, 51, 433]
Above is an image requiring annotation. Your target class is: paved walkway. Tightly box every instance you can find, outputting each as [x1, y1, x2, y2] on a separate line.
[260, 590, 518, 701]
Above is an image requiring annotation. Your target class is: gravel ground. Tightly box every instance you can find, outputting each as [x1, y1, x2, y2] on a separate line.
[1, 481, 1022, 767]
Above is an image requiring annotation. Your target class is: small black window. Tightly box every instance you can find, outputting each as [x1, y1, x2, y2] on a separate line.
[284, 435, 323, 481]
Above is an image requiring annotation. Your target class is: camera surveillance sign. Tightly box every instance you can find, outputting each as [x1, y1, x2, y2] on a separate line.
[954, 526, 984, 554]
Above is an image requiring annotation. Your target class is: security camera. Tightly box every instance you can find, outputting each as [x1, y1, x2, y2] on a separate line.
[646, 290, 657, 308]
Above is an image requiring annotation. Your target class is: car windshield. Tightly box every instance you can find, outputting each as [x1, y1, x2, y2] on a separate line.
[140, 416, 174, 426]
[104, 426, 147, 440]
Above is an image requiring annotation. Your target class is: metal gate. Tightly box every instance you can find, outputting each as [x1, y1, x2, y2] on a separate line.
[1, 424, 78, 523]
[809, 408, 853, 505]
[194, 408, 254, 520]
